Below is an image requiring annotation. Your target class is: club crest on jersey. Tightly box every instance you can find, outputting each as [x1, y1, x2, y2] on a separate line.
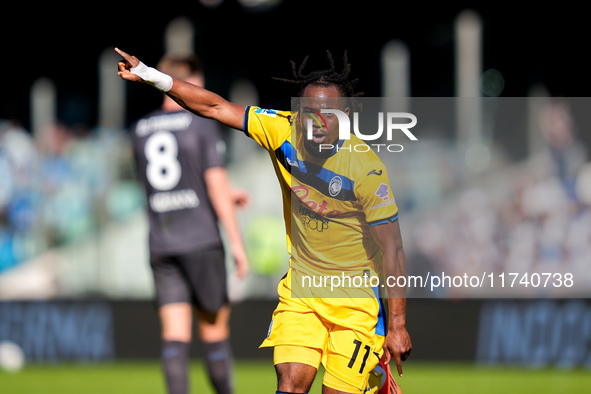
[329, 176, 343, 197]
[375, 183, 390, 201]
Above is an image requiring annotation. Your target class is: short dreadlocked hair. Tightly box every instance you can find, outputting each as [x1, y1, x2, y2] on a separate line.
[273, 50, 363, 111]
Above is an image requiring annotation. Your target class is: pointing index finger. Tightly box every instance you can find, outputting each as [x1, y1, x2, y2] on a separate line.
[114, 47, 128, 59]
[115, 47, 140, 69]
[394, 353, 403, 377]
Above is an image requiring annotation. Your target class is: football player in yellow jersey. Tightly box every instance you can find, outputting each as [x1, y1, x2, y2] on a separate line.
[116, 48, 411, 394]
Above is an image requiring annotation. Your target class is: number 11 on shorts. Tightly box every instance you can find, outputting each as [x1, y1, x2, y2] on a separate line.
[348, 339, 371, 374]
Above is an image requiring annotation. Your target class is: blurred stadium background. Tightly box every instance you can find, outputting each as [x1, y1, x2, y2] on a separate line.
[1, 1, 591, 393]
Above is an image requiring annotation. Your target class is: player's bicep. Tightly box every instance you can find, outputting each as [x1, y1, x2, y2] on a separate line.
[211, 102, 248, 131]
[370, 220, 403, 255]
[371, 220, 406, 298]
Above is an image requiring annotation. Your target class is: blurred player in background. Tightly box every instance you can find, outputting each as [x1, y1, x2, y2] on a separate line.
[117, 47, 410, 394]
[129, 53, 250, 394]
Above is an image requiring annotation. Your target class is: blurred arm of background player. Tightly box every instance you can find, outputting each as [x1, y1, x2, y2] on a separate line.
[206, 168, 250, 279]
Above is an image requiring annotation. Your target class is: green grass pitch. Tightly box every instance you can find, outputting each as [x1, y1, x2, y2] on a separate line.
[1, 360, 590, 393]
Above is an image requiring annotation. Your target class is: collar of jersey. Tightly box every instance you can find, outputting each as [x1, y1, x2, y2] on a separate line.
[329, 139, 346, 156]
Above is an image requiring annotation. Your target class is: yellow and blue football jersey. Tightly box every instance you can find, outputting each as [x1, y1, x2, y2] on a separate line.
[243, 106, 399, 279]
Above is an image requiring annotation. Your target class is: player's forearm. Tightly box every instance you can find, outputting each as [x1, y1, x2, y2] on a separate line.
[370, 221, 408, 326]
[384, 246, 407, 329]
[215, 198, 244, 251]
[215, 201, 249, 270]
[388, 296, 407, 330]
[167, 80, 245, 130]
[205, 168, 247, 251]
[166, 79, 227, 121]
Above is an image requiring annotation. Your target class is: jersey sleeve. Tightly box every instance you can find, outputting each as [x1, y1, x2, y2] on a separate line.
[355, 160, 399, 226]
[243, 106, 292, 152]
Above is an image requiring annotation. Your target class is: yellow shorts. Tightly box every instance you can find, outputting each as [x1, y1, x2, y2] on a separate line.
[260, 269, 387, 393]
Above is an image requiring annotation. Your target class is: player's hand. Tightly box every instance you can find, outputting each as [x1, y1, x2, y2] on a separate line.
[232, 245, 250, 280]
[115, 48, 143, 82]
[231, 189, 250, 209]
[383, 326, 412, 377]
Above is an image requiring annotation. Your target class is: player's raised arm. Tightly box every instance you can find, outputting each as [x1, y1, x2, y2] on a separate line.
[116, 48, 246, 131]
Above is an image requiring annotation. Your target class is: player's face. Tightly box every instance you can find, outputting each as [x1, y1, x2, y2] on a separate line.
[299, 85, 349, 154]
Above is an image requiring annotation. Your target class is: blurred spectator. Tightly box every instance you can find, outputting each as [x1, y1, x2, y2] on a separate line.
[0, 118, 142, 274]
[0, 122, 41, 272]
[538, 98, 588, 199]
[409, 164, 591, 297]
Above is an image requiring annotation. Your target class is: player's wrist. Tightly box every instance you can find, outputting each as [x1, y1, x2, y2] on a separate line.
[131, 61, 173, 92]
[388, 316, 406, 331]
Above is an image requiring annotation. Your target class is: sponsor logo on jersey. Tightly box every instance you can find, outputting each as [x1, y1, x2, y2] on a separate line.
[298, 205, 329, 232]
[375, 183, 390, 201]
[371, 199, 395, 210]
[291, 184, 342, 217]
[367, 169, 383, 176]
[254, 108, 278, 117]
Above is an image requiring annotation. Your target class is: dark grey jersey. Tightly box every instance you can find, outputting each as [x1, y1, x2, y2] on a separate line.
[131, 110, 226, 256]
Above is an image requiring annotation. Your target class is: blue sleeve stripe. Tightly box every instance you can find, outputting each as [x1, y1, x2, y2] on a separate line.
[372, 286, 386, 337]
[242, 106, 250, 136]
[368, 213, 399, 227]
